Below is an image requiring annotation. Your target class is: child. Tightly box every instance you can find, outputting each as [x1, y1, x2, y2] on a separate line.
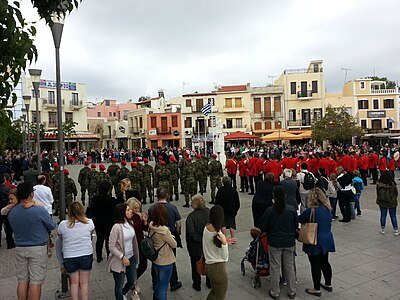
[327, 173, 338, 220]
[352, 170, 365, 217]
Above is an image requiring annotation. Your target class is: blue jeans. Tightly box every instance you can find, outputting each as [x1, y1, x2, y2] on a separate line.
[380, 207, 398, 230]
[329, 197, 337, 218]
[354, 193, 361, 215]
[153, 263, 173, 300]
[112, 256, 137, 300]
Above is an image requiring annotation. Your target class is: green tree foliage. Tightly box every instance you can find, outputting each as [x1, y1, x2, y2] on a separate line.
[366, 76, 396, 89]
[0, 122, 23, 152]
[311, 106, 364, 145]
[63, 121, 77, 150]
[28, 122, 45, 138]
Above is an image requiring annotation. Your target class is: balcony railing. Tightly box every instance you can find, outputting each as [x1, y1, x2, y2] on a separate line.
[371, 88, 398, 94]
[130, 128, 140, 134]
[287, 120, 312, 127]
[365, 128, 389, 134]
[157, 127, 171, 134]
[193, 127, 206, 134]
[223, 124, 247, 129]
[70, 100, 83, 109]
[48, 122, 57, 128]
[262, 111, 275, 119]
[297, 91, 313, 98]
[43, 98, 56, 107]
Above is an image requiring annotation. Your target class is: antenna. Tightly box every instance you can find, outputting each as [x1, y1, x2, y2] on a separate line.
[268, 75, 277, 85]
[182, 82, 189, 94]
[341, 67, 351, 84]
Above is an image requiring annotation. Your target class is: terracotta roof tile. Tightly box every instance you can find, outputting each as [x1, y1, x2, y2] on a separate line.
[217, 85, 247, 92]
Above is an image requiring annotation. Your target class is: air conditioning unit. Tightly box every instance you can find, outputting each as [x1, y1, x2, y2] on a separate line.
[185, 129, 192, 135]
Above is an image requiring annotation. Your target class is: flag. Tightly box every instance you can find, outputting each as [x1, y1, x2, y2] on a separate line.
[389, 117, 396, 124]
[201, 100, 212, 116]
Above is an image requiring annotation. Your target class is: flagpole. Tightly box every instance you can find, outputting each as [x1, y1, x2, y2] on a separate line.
[204, 116, 207, 154]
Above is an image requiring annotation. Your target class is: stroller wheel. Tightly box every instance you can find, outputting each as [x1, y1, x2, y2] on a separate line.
[256, 276, 261, 287]
[251, 277, 257, 288]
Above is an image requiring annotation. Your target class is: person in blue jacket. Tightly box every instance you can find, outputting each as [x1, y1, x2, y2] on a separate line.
[298, 188, 335, 297]
[352, 170, 365, 217]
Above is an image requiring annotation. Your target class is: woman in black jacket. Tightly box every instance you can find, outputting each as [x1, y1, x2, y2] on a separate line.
[252, 172, 276, 228]
[336, 167, 353, 223]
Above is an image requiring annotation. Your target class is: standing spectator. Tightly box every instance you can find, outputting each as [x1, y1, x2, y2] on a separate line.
[202, 205, 236, 300]
[126, 197, 148, 297]
[185, 195, 210, 291]
[148, 187, 182, 292]
[297, 162, 316, 213]
[57, 202, 94, 300]
[33, 175, 54, 216]
[280, 169, 299, 210]
[260, 186, 297, 300]
[326, 174, 338, 220]
[336, 167, 353, 223]
[23, 163, 40, 185]
[8, 182, 56, 300]
[41, 153, 51, 174]
[215, 176, 240, 238]
[107, 203, 140, 300]
[149, 204, 178, 300]
[117, 178, 141, 203]
[376, 170, 399, 235]
[299, 188, 335, 297]
[0, 182, 16, 248]
[91, 182, 118, 263]
[251, 173, 275, 228]
[351, 170, 364, 217]
[0, 175, 11, 247]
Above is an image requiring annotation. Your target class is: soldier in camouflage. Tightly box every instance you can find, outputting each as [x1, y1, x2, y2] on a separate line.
[107, 158, 121, 196]
[208, 153, 223, 204]
[142, 158, 154, 203]
[86, 163, 99, 207]
[128, 162, 143, 199]
[51, 163, 60, 216]
[77, 160, 91, 205]
[97, 164, 112, 195]
[118, 160, 130, 184]
[194, 154, 207, 195]
[182, 157, 197, 207]
[54, 169, 77, 217]
[167, 155, 180, 201]
[154, 161, 171, 196]
[135, 157, 146, 202]
[178, 152, 189, 194]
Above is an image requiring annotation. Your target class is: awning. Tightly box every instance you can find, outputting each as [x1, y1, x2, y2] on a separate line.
[260, 131, 302, 141]
[295, 130, 312, 139]
[224, 131, 259, 141]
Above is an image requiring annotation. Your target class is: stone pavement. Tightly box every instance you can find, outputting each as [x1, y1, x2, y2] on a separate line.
[1, 163, 400, 300]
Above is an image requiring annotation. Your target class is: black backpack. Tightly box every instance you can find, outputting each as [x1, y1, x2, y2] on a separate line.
[302, 171, 315, 190]
[316, 176, 329, 194]
[140, 232, 166, 262]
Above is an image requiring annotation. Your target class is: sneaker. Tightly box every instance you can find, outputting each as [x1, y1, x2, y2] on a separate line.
[394, 230, 399, 236]
[380, 228, 385, 234]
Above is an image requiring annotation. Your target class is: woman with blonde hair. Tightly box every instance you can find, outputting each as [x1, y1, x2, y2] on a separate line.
[117, 178, 141, 203]
[299, 188, 335, 297]
[57, 201, 95, 300]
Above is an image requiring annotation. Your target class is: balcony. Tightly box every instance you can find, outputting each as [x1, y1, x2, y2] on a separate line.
[262, 111, 275, 119]
[130, 127, 140, 134]
[223, 124, 247, 129]
[365, 128, 389, 134]
[297, 91, 313, 99]
[42, 98, 57, 108]
[48, 122, 57, 128]
[193, 127, 206, 134]
[222, 104, 245, 112]
[157, 127, 171, 135]
[70, 100, 84, 110]
[371, 88, 398, 94]
[287, 120, 312, 127]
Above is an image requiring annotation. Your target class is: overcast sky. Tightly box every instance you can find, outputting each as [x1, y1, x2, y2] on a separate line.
[21, 0, 400, 103]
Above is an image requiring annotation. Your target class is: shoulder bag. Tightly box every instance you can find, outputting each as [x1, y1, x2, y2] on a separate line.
[196, 254, 206, 275]
[298, 208, 318, 245]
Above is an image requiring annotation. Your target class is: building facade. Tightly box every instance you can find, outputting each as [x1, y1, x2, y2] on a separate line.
[147, 112, 182, 148]
[87, 99, 138, 121]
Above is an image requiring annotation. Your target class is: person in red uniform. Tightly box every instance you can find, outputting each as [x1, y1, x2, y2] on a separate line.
[341, 150, 352, 172]
[281, 153, 295, 170]
[247, 152, 259, 195]
[359, 152, 369, 186]
[378, 153, 387, 175]
[348, 152, 358, 173]
[319, 152, 331, 177]
[225, 154, 238, 190]
[307, 154, 319, 175]
[369, 150, 379, 184]
[388, 153, 395, 180]
[264, 155, 282, 183]
[238, 155, 249, 192]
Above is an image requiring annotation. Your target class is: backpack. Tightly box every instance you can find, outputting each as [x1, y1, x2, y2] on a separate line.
[302, 171, 315, 190]
[316, 177, 329, 194]
[140, 232, 166, 262]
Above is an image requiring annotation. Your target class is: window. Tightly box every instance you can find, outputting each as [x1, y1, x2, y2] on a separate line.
[290, 82, 296, 94]
[48, 91, 55, 104]
[289, 109, 296, 121]
[225, 98, 232, 108]
[234, 98, 242, 107]
[387, 119, 394, 129]
[113, 112, 116, 117]
[358, 100, 369, 109]
[313, 108, 322, 121]
[172, 115, 178, 127]
[32, 111, 41, 123]
[226, 119, 233, 129]
[65, 112, 73, 123]
[361, 120, 367, 129]
[31, 89, 40, 98]
[373, 99, 379, 109]
[360, 82, 365, 89]
[109, 112, 112, 117]
[208, 98, 215, 106]
[254, 97, 261, 113]
[312, 81, 318, 93]
[48, 112, 57, 127]
[235, 118, 243, 128]
[196, 99, 203, 112]
[371, 119, 381, 129]
[123, 110, 128, 120]
[72, 93, 79, 105]
[274, 96, 281, 113]
[150, 117, 157, 128]
[185, 99, 191, 107]
[254, 122, 262, 130]
[97, 112, 101, 117]
[105, 100, 110, 106]
[265, 121, 271, 129]
[384, 99, 394, 109]
[139, 117, 143, 128]
[185, 117, 192, 128]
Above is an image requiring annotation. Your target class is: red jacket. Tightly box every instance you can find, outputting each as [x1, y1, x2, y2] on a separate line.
[388, 159, 395, 171]
[341, 155, 352, 171]
[369, 153, 379, 168]
[264, 160, 282, 183]
[225, 158, 238, 175]
[281, 157, 295, 170]
[319, 157, 330, 176]
[247, 157, 259, 176]
[329, 158, 337, 175]
[238, 159, 248, 177]
[348, 157, 358, 173]
[359, 155, 369, 170]
[379, 157, 387, 171]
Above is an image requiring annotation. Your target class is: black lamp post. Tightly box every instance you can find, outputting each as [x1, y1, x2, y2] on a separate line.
[20, 110, 27, 151]
[29, 69, 42, 172]
[23, 95, 31, 153]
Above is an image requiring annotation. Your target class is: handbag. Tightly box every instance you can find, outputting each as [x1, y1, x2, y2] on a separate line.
[196, 254, 206, 275]
[298, 208, 318, 245]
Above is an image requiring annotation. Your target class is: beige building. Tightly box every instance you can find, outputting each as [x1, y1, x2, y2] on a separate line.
[249, 85, 285, 136]
[275, 60, 325, 131]
[128, 107, 150, 149]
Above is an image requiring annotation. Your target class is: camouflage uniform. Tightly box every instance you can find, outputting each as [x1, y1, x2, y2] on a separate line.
[54, 174, 77, 215]
[78, 165, 91, 205]
[107, 163, 121, 195]
[128, 168, 143, 193]
[166, 161, 180, 201]
[182, 161, 197, 206]
[97, 170, 112, 195]
[178, 158, 187, 194]
[208, 159, 223, 203]
[52, 172, 60, 215]
[118, 165, 130, 185]
[142, 164, 154, 203]
[86, 169, 99, 207]
[154, 165, 171, 192]
[195, 158, 208, 194]
[137, 162, 146, 201]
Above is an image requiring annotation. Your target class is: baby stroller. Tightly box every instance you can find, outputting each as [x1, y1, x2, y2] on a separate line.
[240, 231, 269, 288]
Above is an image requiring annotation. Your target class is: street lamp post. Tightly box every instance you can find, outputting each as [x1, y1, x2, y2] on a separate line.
[23, 95, 31, 153]
[21, 109, 27, 151]
[278, 121, 281, 146]
[51, 12, 68, 295]
[29, 69, 42, 172]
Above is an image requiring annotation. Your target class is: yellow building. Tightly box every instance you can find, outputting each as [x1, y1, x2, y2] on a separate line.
[275, 60, 325, 132]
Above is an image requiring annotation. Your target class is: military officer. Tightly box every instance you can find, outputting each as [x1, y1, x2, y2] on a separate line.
[107, 158, 121, 195]
[167, 155, 180, 201]
[86, 163, 99, 207]
[78, 160, 91, 205]
[208, 153, 223, 204]
[142, 158, 154, 203]
[182, 157, 197, 207]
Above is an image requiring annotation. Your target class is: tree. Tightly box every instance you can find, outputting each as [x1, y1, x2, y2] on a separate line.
[0, 0, 81, 150]
[28, 122, 45, 138]
[311, 106, 364, 145]
[63, 121, 77, 150]
[366, 76, 396, 89]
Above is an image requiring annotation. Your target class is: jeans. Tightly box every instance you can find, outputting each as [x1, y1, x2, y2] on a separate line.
[153, 263, 173, 300]
[354, 193, 361, 215]
[112, 256, 137, 300]
[380, 207, 398, 230]
[328, 197, 337, 218]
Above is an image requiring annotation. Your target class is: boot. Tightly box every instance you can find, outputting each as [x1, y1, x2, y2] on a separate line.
[209, 199, 215, 204]
[183, 202, 190, 208]
[175, 195, 179, 201]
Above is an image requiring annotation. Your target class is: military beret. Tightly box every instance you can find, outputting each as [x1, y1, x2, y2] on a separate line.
[121, 160, 126, 165]
[84, 161, 89, 165]
[160, 161, 166, 165]
[64, 169, 69, 175]
[111, 158, 117, 162]
[99, 164, 106, 170]
[144, 158, 149, 163]
[91, 164, 96, 168]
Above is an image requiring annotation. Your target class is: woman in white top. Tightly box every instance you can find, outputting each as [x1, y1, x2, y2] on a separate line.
[202, 205, 236, 300]
[57, 201, 95, 300]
